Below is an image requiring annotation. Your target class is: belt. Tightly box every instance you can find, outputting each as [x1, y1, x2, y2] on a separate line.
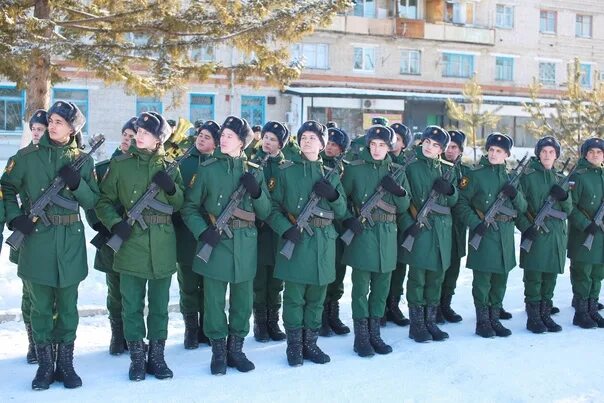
[228, 218, 255, 229]
[142, 214, 172, 225]
[309, 217, 332, 228]
[493, 214, 514, 223]
[370, 212, 396, 223]
[48, 214, 80, 225]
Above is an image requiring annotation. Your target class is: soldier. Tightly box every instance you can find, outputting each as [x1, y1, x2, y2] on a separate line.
[341, 125, 411, 357]
[399, 126, 458, 343]
[245, 124, 263, 158]
[182, 116, 272, 375]
[455, 133, 527, 338]
[516, 136, 572, 333]
[567, 137, 604, 329]
[251, 121, 290, 343]
[96, 111, 184, 381]
[2, 101, 99, 390]
[320, 126, 352, 337]
[281, 126, 301, 161]
[175, 120, 220, 350]
[384, 122, 412, 327]
[267, 121, 347, 367]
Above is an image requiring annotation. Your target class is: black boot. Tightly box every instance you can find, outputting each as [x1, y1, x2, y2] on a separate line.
[441, 294, 463, 323]
[302, 328, 330, 364]
[183, 313, 199, 349]
[109, 318, 127, 355]
[210, 338, 227, 375]
[352, 318, 374, 358]
[573, 298, 597, 329]
[525, 302, 547, 334]
[499, 307, 512, 320]
[127, 340, 146, 381]
[31, 343, 54, 390]
[425, 305, 449, 341]
[540, 301, 562, 332]
[253, 307, 270, 342]
[198, 312, 210, 346]
[146, 340, 173, 379]
[550, 303, 560, 315]
[54, 342, 82, 388]
[25, 322, 37, 364]
[318, 304, 333, 337]
[267, 307, 286, 341]
[588, 298, 604, 328]
[490, 307, 512, 337]
[227, 335, 255, 372]
[475, 306, 495, 338]
[368, 317, 392, 354]
[599, 301, 604, 310]
[285, 328, 303, 367]
[327, 300, 350, 335]
[408, 305, 432, 342]
[385, 295, 410, 327]
[435, 306, 446, 324]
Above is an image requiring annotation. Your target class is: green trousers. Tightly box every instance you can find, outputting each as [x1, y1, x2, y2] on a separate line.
[472, 271, 509, 308]
[282, 282, 327, 330]
[21, 281, 32, 324]
[523, 270, 557, 303]
[120, 274, 171, 341]
[253, 264, 284, 309]
[351, 269, 391, 319]
[28, 282, 79, 344]
[203, 277, 252, 340]
[406, 266, 445, 306]
[388, 261, 407, 298]
[106, 272, 122, 321]
[177, 263, 204, 314]
[441, 250, 462, 298]
[325, 262, 347, 303]
[570, 262, 604, 299]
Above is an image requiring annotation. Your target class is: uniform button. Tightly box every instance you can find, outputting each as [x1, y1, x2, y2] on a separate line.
[41, 188, 45, 191]
[219, 195, 223, 198]
[488, 193, 491, 197]
[218, 203, 221, 206]
[130, 200, 134, 203]
[299, 197, 303, 200]
[134, 190, 137, 194]
[77, 229, 81, 232]
[297, 205, 300, 209]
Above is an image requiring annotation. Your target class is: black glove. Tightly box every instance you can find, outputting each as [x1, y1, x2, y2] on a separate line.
[585, 221, 599, 236]
[343, 217, 363, 235]
[403, 223, 421, 238]
[240, 172, 261, 199]
[522, 226, 538, 242]
[313, 179, 339, 202]
[200, 226, 221, 247]
[282, 225, 302, 244]
[152, 170, 176, 196]
[111, 220, 133, 241]
[10, 215, 35, 235]
[381, 175, 406, 197]
[501, 183, 517, 199]
[92, 222, 111, 237]
[58, 165, 81, 191]
[549, 184, 568, 201]
[473, 223, 487, 237]
[432, 178, 454, 196]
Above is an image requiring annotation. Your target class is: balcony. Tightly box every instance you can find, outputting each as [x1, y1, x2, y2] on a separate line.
[395, 18, 425, 39]
[326, 15, 395, 36]
[395, 19, 495, 45]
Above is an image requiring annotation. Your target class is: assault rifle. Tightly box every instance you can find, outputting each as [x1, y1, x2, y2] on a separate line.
[583, 200, 604, 251]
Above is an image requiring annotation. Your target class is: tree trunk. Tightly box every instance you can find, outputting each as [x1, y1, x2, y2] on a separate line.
[25, 0, 51, 120]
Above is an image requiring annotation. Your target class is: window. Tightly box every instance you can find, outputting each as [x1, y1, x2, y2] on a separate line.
[353, 0, 375, 18]
[136, 96, 162, 115]
[540, 10, 556, 34]
[0, 87, 25, 133]
[52, 88, 88, 134]
[291, 43, 329, 69]
[191, 46, 215, 62]
[399, 0, 418, 19]
[353, 47, 376, 72]
[539, 62, 556, 86]
[496, 5, 514, 28]
[400, 50, 421, 75]
[190, 94, 214, 123]
[241, 96, 265, 126]
[442, 53, 474, 78]
[576, 15, 592, 38]
[445, 1, 474, 25]
[495, 57, 514, 81]
[580, 64, 592, 88]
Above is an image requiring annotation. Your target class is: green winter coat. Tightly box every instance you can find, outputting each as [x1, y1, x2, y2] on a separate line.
[567, 157, 604, 264]
[1, 133, 99, 288]
[454, 155, 527, 274]
[345, 135, 366, 160]
[95, 145, 184, 280]
[181, 149, 272, 283]
[282, 140, 301, 161]
[516, 157, 573, 273]
[452, 162, 471, 258]
[398, 146, 458, 271]
[341, 148, 411, 272]
[267, 152, 348, 286]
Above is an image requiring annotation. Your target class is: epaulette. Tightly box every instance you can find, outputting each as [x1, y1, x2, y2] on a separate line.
[522, 167, 535, 175]
[200, 158, 217, 167]
[17, 142, 40, 156]
[348, 159, 365, 166]
[391, 162, 403, 171]
[342, 159, 351, 165]
[470, 164, 485, 171]
[440, 159, 454, 167]
[246, 160, 261, 170]
[279, 160, 294, 170]
[114, 152, 133, 162]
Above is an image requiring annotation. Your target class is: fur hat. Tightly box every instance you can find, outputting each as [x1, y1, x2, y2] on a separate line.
[580, 137, 604, 158]
[48, 101, 86, 133]
[365, 125, 396, 150]
[297, 120, 328, 148]
[448, 130, 467, 151]
[534, 136, 561, 159]
[421, 126, 450, 150]
[221, 116, 254, 149]
[262, 121, 289, 149]
[29, 109, 48, 130]
[485, 132, 513, 155]
[390, 123, 411, 149]
[121, 116, 138, 134]
[198, 120, 221, 145]
[328, 127, 351, 153]
[136, 111, 172, 143]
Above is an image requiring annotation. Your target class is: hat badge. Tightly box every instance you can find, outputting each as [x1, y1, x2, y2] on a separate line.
[309, 122, 314, 126]
[36, 112, 41, 117]
[376, 128, 381, 133]
[433, 129, 438, 135]
[497, 136, 502, 141]
[228, 118, 233, 122]
[144, 116, 148, 121]
[274, 123, 278, 128]
[57, 102, 62, 107]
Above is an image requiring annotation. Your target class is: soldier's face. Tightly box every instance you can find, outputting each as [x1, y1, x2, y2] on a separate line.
[47, 113, 73, 144]
[324, 140, 342, 158]
[253, 130, 262, 141]
[30, 123, 46, 144]
[299, 131, 323, 159]
[445, 142, 462, 162]
[196, 129, 216, 154]
[135, 127, 160, 151]
[586, 148, 604, 166]
[539, 146, 557, 169]
[369, 139, 389, 160]
[261, 132, 281, 155]
[392, 133, 405, 155]
[421, 138, 443, 159]
[220, 128, 243, 156]
[487, 146, 508, 165]
[120, 129, 135, 152]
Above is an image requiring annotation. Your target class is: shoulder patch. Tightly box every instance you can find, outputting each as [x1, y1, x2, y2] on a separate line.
[268, 177, 277, 192]
[348, 159, 365, 166]
[279, 160, 294, 170]
[189, 173, 197, 188]
[201, 158, 217, 167]
[568, 180, 576, 190]
[523, 167, 535, 175]
[114, 153, 133, 162]
[17, 143, 39, 156]
[4, 158, 15, 175]
[458, 176, 470, 190]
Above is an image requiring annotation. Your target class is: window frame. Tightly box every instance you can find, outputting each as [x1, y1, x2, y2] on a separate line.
[291, 43, 330, 70]
[400, 49, 421, 75]
[538, 62, 556, 86]
[52, 88, 89, 134]
[353, 0, 376, 18]
[495, 56, 514, 81]
[240, 95, 266, 127]
[495, 4, 514, 29]
[539, 10, 557, 34]
[0, 86, 25, 134]
[136, 96, 163, 115]
[441, 53, 475, 78]
[189, 93, 215, 123]
[353, 46, 376, 73]
[576, 15, 592, 38]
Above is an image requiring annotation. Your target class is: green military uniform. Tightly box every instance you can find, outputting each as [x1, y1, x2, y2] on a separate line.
[181, 149, 272, 340]
[281, 138, 301, 160]
[95, 145, 184, 342]
[2, 134, 99, 344]
[387, 150, 408, 306]
[345, 135, 366, 160]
